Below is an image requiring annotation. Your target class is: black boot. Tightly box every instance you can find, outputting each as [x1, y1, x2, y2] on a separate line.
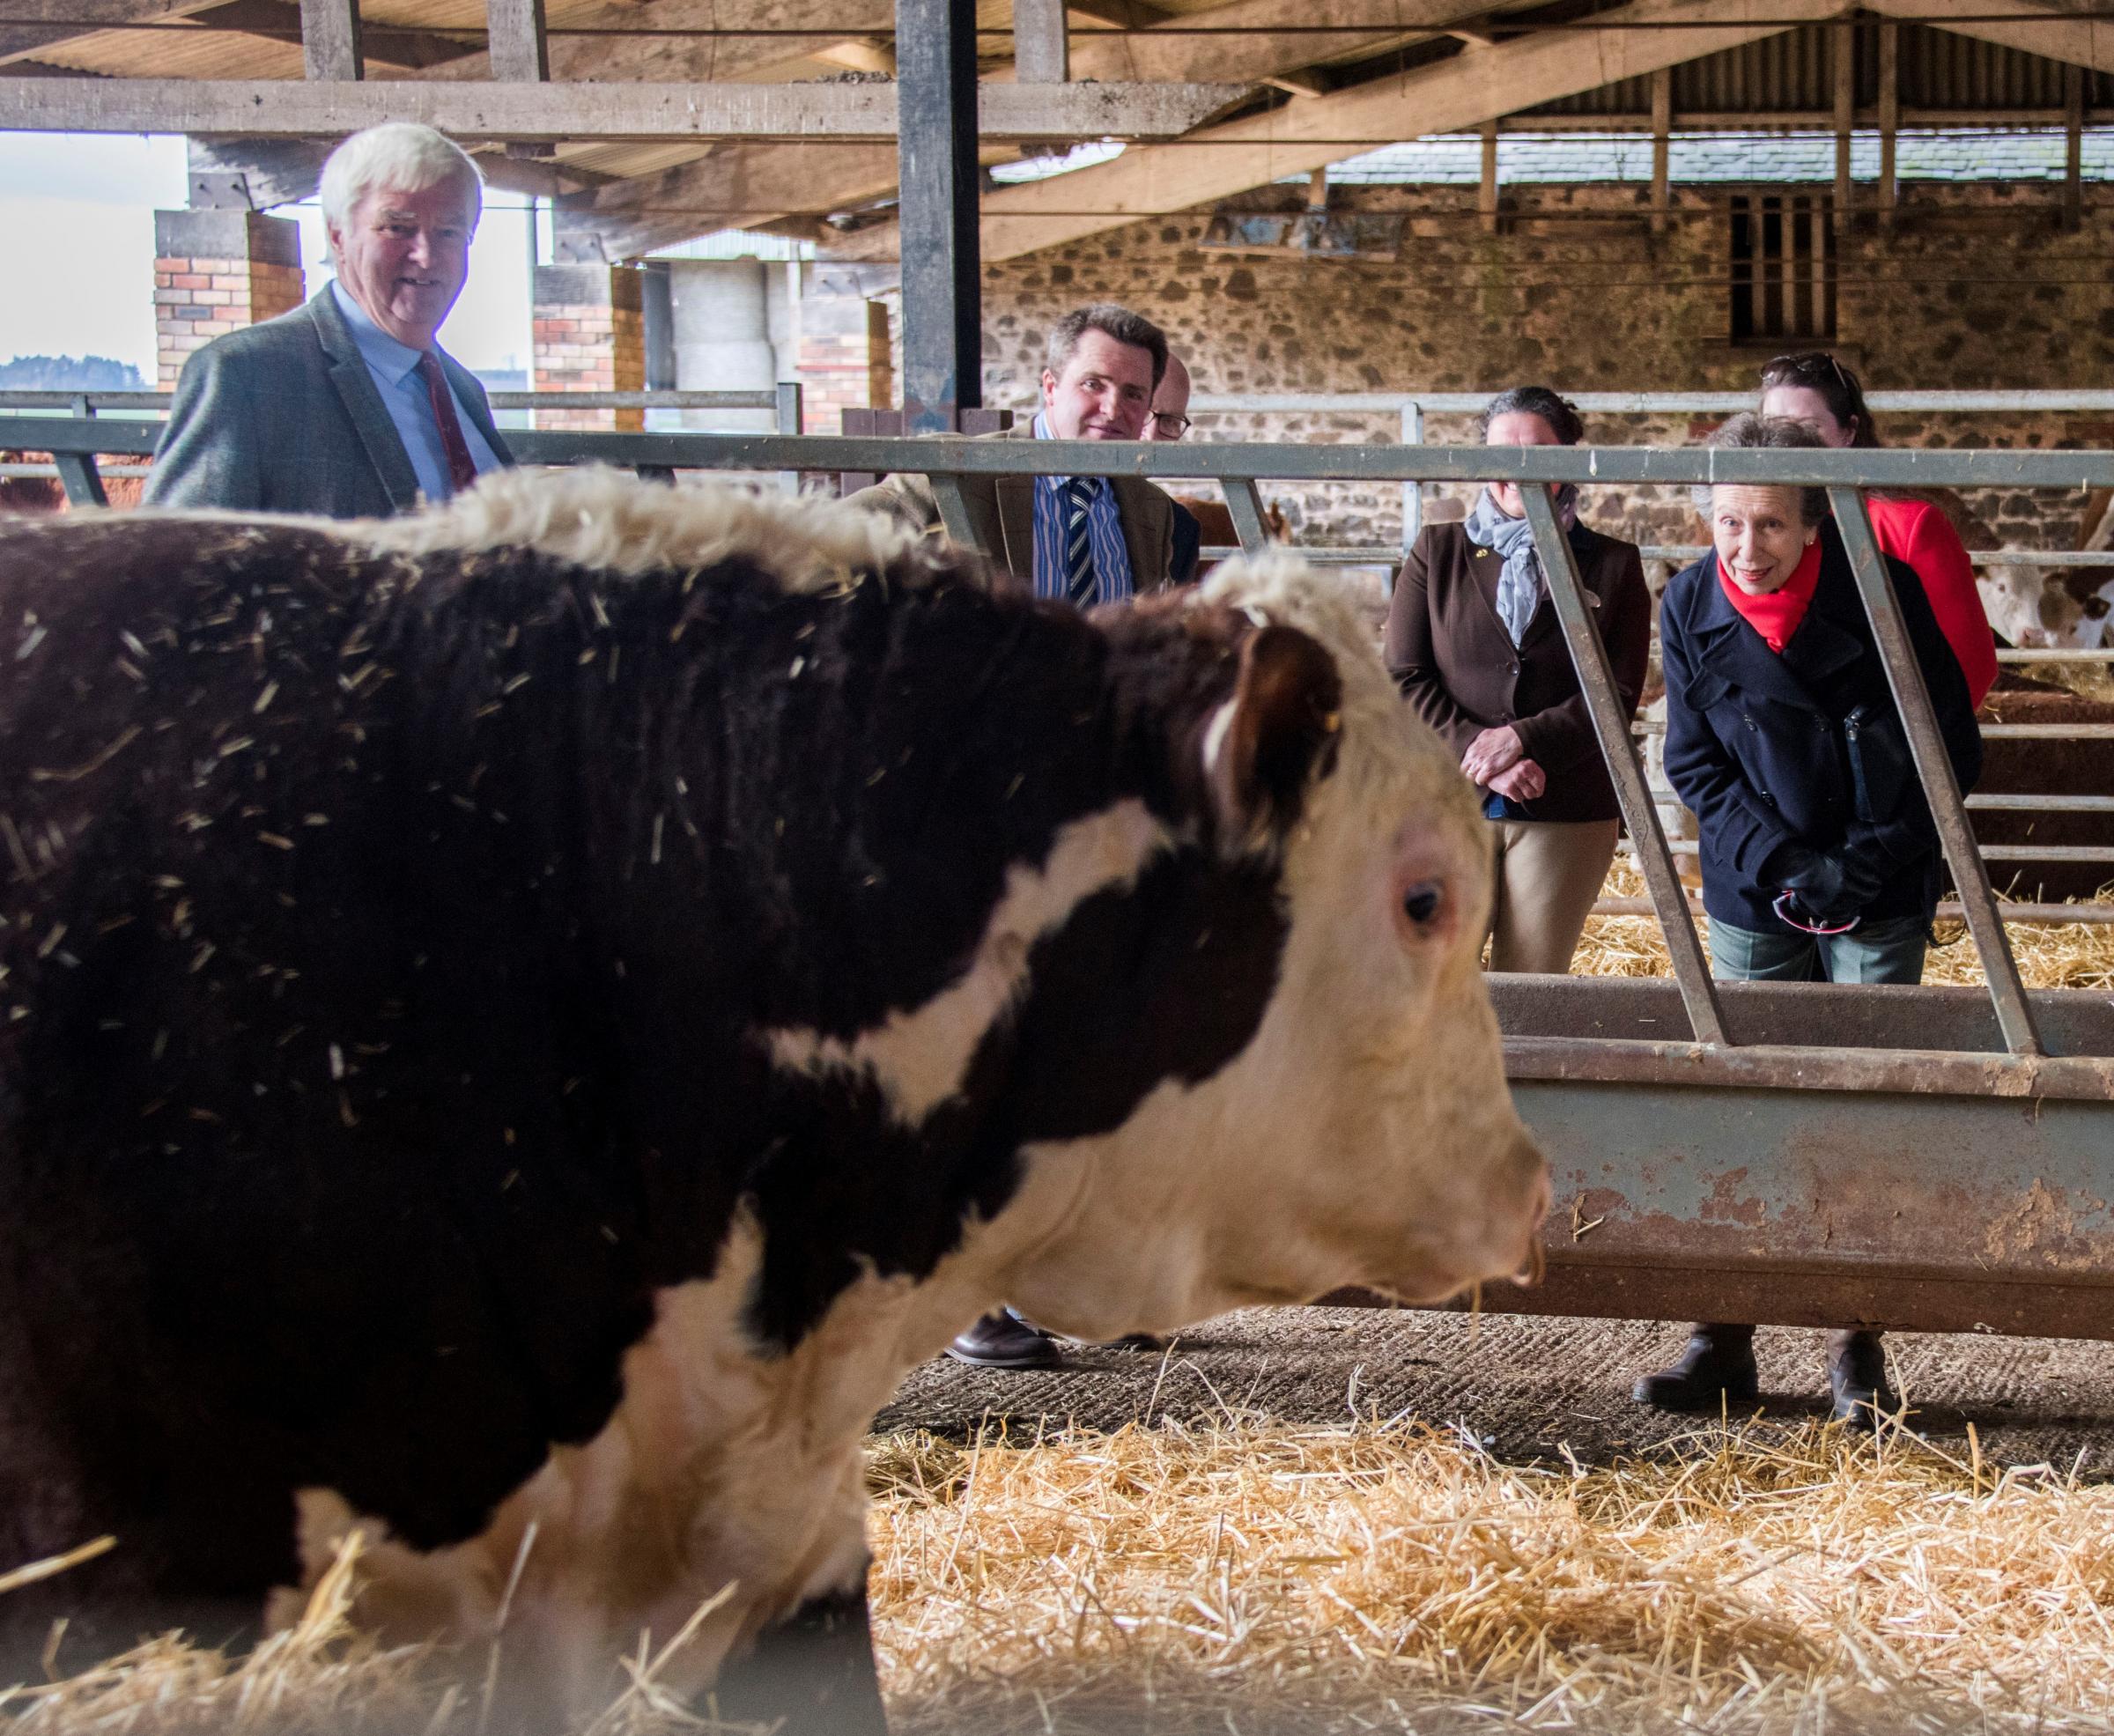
[1827, 1329, 1894, 1429]
[1633, 1323, 1759, 1411]
[946, 1309, 1058, 1370]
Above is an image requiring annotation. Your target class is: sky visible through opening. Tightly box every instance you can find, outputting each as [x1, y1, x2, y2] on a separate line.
[0, 132, 535, 382]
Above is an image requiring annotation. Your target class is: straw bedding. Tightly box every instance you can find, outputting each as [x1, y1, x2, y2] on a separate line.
[9, 1415, 2114, 1734]
[9, 875, 2114, 1733]
[1574, 859, 2114, 989]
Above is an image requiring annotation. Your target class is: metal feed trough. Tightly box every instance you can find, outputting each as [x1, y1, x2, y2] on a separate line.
[12, 417, 2114, 1344]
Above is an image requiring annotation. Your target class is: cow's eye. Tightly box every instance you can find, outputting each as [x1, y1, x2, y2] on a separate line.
[1401, 881, 1445, 929]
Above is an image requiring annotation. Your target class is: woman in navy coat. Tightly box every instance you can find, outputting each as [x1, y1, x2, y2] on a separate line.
[1636, 412, 1982, 1427]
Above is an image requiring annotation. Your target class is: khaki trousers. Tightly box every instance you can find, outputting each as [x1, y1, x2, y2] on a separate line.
[1485, 818, 1621, 975]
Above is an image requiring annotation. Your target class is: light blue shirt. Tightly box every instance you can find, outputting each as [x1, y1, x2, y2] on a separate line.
[329, 280, 501, 504]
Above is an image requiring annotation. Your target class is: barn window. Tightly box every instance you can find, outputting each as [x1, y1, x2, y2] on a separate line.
[1729, 193, 1837, 344]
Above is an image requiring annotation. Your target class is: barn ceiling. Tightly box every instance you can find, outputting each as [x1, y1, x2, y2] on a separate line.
[3, 0, 2110, 262]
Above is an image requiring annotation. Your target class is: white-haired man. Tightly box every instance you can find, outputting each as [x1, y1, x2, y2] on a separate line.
[146, 122, 511, 518]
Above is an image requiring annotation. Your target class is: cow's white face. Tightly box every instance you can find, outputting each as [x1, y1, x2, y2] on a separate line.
[1978, 564, 2096, 649]
[1007, 558, 1549, 1340]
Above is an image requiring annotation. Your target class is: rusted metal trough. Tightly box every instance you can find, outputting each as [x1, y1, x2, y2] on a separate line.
[16, 417, 2114, 1341]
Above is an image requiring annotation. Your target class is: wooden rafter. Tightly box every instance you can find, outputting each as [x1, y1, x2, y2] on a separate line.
[827, 0, 1860, 264]
[558, 0, 1507, 257]
[0, 72, 1254, 138]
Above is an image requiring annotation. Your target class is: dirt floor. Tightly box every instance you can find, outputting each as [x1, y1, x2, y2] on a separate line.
[877, 1304, 2114, 1471]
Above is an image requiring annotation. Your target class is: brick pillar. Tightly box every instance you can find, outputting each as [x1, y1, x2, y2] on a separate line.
[531, 263, 647, 432]
[152, 210, 305, 388]
[796, 293, 893, 431]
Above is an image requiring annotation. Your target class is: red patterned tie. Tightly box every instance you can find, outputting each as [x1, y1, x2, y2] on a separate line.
[418, 352, 481, 497]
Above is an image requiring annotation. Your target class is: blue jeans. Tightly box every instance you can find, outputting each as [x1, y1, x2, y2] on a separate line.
[1706, 912, 1929, 984]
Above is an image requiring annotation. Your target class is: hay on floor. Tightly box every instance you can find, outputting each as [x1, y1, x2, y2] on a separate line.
[869, 1415, 2114, 1734]
[10, 1416, 2112, 1734]
[1574, 857, 2114, 990]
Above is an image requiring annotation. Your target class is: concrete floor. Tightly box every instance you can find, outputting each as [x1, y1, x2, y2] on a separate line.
[877, 1306, 2114, 1468]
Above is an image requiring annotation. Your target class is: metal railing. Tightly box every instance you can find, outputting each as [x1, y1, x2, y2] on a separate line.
[1185, 388, 2114, 558]
[6, 417, 2111, 1090]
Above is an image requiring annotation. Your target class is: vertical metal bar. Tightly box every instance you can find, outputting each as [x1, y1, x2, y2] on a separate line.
[1012, 0, 1068, 82]
[1832, 19, 1853, 236]
[1399, 402, 1423, 581]
[1877, 22, 1899, 228]
[2064, 63, 2084, 233]
[1828, 485, 2044, 1057]
[928, 471, 987, 555]
[53, 452, 108, 508]
[299, 0, 364, 80]
[1520, 484, 1726, 1045]
[1221, 477, 1271, 555]
[896, 0, 981, 436]
[1649, 68, 1671, 236]
[775, 380, 803, 494]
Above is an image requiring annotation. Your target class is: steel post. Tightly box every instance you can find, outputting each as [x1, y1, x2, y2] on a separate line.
[1829, 486, 2042, 1058]
[1521, 484, 1725, 1045]
[1221, 476, 1271, 554]
[895, 0, 981, 436]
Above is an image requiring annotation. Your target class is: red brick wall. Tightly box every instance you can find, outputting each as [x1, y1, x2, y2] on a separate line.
[152, 211, 304, 389]
[532, 264, 647, 432]
[797, 295, 892, 431]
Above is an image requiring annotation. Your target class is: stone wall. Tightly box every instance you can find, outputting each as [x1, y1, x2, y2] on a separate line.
[933, 179, 2114, 556]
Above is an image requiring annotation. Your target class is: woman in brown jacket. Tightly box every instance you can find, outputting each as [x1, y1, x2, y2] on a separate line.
[1384, 387, 1652, 973]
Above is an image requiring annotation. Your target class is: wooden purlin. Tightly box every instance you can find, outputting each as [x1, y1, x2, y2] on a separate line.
[826, 0, 1862, 264]
[557, 0, 1512, 259]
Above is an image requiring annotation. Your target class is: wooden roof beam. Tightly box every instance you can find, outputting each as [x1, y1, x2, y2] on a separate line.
[1865, 0, 2114, 78]
[551, 0, 1502, 258]
[826, 0, 1860, 264]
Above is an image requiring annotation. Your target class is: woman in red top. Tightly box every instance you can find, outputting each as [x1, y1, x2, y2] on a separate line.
[1758, 351, 1998, 707]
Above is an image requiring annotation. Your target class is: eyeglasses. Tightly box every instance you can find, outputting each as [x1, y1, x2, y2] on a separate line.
[1151, 412, 1193, 439]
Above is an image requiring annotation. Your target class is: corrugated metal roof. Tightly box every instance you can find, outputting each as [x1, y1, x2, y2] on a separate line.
[1319, 127, 2114, 186]
[1532, 23, 2114, 118]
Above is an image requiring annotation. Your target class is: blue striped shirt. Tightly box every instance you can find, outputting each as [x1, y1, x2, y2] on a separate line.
[1028, 413, 1135, 605]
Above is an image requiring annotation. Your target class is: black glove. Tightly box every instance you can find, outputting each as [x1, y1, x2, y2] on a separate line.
[1766, 843, 1863, 927]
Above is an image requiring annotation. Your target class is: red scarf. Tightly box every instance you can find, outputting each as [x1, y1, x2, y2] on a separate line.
[1717, 539, 1822, 654]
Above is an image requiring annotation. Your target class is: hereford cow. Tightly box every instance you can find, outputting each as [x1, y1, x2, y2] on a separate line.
[0, 471, 1546, 1727]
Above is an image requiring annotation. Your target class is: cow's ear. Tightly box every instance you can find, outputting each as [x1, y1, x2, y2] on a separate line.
[1201, 623, 1343, 849]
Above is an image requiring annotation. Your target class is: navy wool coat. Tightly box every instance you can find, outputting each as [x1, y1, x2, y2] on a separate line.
[1659, 521, 1982, 932]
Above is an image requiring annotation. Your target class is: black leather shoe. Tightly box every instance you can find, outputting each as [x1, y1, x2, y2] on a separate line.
[1827, 1329, 1895, 1430]
[1633, 1323, 1759, 1411]
[946, 1310, 1059, 1370]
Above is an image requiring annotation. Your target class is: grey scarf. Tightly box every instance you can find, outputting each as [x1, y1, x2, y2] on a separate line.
[1465, 485, 1577, 646]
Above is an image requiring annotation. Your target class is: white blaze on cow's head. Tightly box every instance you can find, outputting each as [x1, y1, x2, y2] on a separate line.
[1009, 553, 1549, 1340]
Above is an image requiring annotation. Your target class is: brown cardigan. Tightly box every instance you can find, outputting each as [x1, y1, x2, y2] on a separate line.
[1384, 519, 1651, 825]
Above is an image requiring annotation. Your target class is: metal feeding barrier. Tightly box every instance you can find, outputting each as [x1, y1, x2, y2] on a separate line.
[10, 417, 2114, 1343]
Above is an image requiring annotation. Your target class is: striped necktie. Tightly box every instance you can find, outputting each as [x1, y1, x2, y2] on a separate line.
[1063, 477, 1098, 607]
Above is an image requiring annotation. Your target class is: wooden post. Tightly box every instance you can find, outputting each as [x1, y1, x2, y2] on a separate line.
[486, 0, 548, 83]
[1479, 119, 1498, 234]
[1877, 21, 1898, 229]
[896, 0, 981, 434]
[1832, 18, 1853, 234]
[1013, 0, 1068, 83]
[2065, 63, 2084, 233]
[1649, 66, 1670, 236]
[299, 0, 363, 81]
